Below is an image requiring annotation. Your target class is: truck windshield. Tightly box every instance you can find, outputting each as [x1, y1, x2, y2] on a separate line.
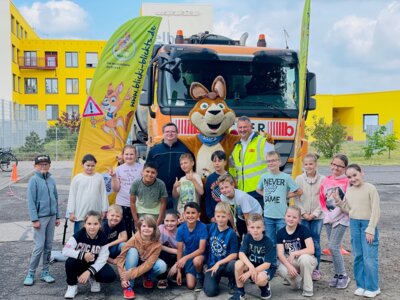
[159, 58, 298, 112]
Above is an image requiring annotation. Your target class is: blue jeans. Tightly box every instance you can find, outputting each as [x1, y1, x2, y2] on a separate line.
[109, 243, 125, 259]
[125, 248, 167, 287]
[350, 219, 379, 292]
[73, 220, 83, 235]
[301, 219, 323, 269]
[264, 217, 286, 259]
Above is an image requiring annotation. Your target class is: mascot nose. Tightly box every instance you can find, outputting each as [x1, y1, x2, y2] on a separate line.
[208, 110, 220, 116]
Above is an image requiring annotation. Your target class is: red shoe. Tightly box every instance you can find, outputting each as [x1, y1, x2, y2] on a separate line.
[143, 277, 154, 289]
[123, 286, 135, 299]
[341, 246, 351, 255]
[322, 248, 332, 256]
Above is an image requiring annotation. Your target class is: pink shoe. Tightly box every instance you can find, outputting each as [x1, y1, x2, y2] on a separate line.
[312, 270, 321, 281]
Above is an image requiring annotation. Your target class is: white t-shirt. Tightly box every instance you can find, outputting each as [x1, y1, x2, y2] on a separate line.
[115, 162, 143, 207]
[221, 189, 263, 220]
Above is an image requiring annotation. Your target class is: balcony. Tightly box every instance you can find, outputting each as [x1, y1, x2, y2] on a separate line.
[18, 55, 57, 70]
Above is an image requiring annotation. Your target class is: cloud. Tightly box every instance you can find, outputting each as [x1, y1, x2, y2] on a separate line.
[19, 0, 88, 36]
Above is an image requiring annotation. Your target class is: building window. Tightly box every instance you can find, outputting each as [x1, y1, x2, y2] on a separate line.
[24, 31, 27, 39]
[20, 26, 24, 38]
[86, 52, 98, 68]
[16, 21, 20, 38]
[46, 105, 59, 120]
[24, 51, 37, 67]
[45, 51, 58, 67]
[26, 105, 39, 120]
[363, 114, 379, 132]
[67, 105, 79, 118]
[86, 78, 92, 95]
[12, 45, 15, 62]
[18, 77, 21, 93]
[11, 15, 15, 34]
[24, 78, 37, 94]
[66, 52, 78, 67]
[66, 78, 79, 94]
[45, 78, 58, 94]
[12, 74, 16, 91]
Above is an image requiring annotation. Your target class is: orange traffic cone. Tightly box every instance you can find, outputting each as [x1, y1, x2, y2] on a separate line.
[10, 164, 19, 182]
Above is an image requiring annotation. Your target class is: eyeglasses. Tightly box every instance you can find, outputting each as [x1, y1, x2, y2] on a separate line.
[164, 131, 177, 134]
[37, 163, 50, 167]
[266, 159, 280, 163]
[331, 162, 345, 169]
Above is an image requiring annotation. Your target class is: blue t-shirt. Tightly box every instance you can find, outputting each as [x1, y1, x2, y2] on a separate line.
[101, 219, 126, 243]
[176, 221, 208, 256]
[206, 223, 238, 268]
[257, 172, 299, 219]
[205, 172, 225, 219]
[240, 233, 275, 267]
[277, 224, 312, 256]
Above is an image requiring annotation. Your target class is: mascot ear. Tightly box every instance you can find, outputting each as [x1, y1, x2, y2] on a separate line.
[190, 82, 209, 100]
[212, 76, 226, 99]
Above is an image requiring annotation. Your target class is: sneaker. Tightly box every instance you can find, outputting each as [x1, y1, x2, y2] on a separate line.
[290, 275, 302, 290]
[283, 278, 290, 286]
[123, 286, 135, 299]
[336, 274, 350, 289]
[229, 290, 246, 300]
[40, 271, 55, 283]
[228, 281, 236, 295]
[363, 289, 381, 298]
[312, 269, 321, 281]
[23, 272, 35, 286]
[260, 282, 271, 299]
[143, 277, 154, 289]
[329, 274, 339, 287]
[354, 288, 365, 296]
[90, 278, 101, 292]
[194, 273, 204, 292]
[322, 248, 332, 256]
[64, 285, 77, 299]
[157, 279, 168, 289]
[302, 290, 314, 297]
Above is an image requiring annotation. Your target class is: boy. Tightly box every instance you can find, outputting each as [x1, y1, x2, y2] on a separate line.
[172, 153, 204, 220]
[204, 202, 238, 297]
[205, 150, 229, 222]
[24, 155, 60, 286]
[130, 161, 168, 227]
[256, 151, 302, 258]
[101, 204, 128, 264]
[176, 202, 208, 291]
[230, 214, 275, 300]
[218, 174, 263, 240]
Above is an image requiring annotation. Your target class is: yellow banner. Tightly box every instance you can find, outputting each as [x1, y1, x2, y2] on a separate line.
[73, 16, 161, 176]
[292, 0, 311, 178]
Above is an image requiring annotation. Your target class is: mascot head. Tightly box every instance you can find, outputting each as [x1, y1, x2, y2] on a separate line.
[189, 76, 236, 137]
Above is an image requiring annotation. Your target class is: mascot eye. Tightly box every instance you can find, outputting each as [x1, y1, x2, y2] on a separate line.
[217, 103, 225, 109]
[200, 103, 209, 110]
[110, 97, 117, 103]
[103, 98, 108, 103]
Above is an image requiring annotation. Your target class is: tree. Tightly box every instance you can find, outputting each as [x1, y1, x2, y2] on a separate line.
[20, 131, 45, 153]
[56, 111, 81, 134]
[363, 126, 399, 159]
[384, 133, 399, 159]
[308, 116, 347, 158]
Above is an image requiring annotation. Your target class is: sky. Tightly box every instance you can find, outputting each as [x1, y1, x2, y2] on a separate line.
[12, 0, 400, 94]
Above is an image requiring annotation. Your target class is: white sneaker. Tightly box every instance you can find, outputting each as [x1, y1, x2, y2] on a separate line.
[354, 288, 365, 296]
[289, 275, 302, 290]
[64, 285, 77, 299]
[90, 278, 101, 292]
[363, 289, 381, 298]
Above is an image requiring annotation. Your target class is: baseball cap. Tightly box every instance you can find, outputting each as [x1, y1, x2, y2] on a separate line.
[34, 154, 51, 165]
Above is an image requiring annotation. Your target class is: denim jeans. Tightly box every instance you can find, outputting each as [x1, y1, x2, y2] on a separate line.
[301, 219, 323, 269]
[325, 224, 347, 275]
[73, 220, 83, 235]
[350, 219, 379, 292]
[264, 217, 286, 259]
[125, 248, 167, 287]
[109, 243, 125, 259]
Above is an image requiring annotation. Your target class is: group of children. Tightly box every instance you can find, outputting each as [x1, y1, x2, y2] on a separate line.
[23, 147, 381, 299]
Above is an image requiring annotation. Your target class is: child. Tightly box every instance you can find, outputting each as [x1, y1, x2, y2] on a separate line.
[68, 154, 108, 234]
[173, 153, 204, 219]
[335, 164, 381, 298]
[157, 210, 179, 289]
[130, 161, 168, 227]
[204, 202, 238, 297]
[176, 202, 208, 291]
[294, 153, 325, 281]
[205, 150, 229, 222]
[110, 145, 143, 239]
[256, 150, 302, 257]
[24, 155, 60, 286]
[319, 153, 350, 289]
[218, 173, 263, 240]
[229, 214, 275, 300]
[116, 215, 167, 299]
[277, 206, 317, 297]
[101, 204, 127, 264]
[63, 211, 116, 299]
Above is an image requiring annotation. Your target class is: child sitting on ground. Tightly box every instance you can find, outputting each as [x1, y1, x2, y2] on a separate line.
[230, 214, 275, 300]
[101, 204, 127, 264]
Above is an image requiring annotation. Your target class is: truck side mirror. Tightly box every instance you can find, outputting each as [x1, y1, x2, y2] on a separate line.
[140, 66, 152, 106]
[307, 72, 316, 96]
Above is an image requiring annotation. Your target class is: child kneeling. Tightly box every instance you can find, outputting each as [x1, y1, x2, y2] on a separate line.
[277, 205, 317, 297]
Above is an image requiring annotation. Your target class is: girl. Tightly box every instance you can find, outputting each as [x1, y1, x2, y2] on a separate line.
[68, 154, 108, 234]
[276, 206, 317, 297]
[110, 145, 143, 239]
[335, 164, 381, 298]
[295, 153, 325, 281]
[116, 215, 167, 300]
[319, 153, 350, 289]
[157, 210, 179, 289]
[62, 211, 116, 299]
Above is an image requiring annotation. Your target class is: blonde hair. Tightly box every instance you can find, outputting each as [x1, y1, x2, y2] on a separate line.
[286, 205, 302, 218]
[108, 204, 123, 215]
[216, 173, 235, 185]
[215, 202, 231, 215]
[138, 214, 160, 241]
[122, 144, 136, 155]
[266, 150, 281, 159]
[303, 153, 319, 162]
[246, 213, 264, 225]
[179, 153, 194, 162]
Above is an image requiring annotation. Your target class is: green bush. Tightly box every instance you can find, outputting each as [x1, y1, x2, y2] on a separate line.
[363, 126, 399, 159]
[19, 131, 45, 153]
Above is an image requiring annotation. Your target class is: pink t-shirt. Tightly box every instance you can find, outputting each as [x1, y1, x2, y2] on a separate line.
[159, 224, 178, 249]
[115, 162, 143, 207]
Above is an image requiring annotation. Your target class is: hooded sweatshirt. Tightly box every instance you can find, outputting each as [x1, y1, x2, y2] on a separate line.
[295, 172, 325, 219]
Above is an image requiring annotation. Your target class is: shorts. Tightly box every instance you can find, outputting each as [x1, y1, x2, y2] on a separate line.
[184, 258, 196, 276]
